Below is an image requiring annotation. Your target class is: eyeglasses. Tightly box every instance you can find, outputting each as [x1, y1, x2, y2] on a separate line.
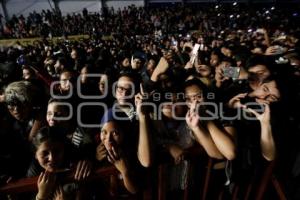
[116, 85, 132, 94]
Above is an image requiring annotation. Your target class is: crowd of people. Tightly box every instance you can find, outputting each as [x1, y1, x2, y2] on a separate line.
[0, 3, 300, 200]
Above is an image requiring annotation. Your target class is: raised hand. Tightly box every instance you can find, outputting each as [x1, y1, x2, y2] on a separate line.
[186, 101, 200, 130]
[245, 103, 270, 124]
[227, 93, 248, 109]
[151, 57, 169, 81]
[37, 170, 56, 200]
[53, 186, 65, 200]
[135, 84, 146, 116]
[74, 160, 92, 181]
[135, 83, 154, 116]
[131, 56, 138, 69]
[96, 142, 107, 162]
[215, 65, 229, 88]
[185, 61, 194, 70]
[107, 146, 129, 174]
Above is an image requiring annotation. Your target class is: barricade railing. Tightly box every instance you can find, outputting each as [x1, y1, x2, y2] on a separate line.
[0, 166, 118, 194]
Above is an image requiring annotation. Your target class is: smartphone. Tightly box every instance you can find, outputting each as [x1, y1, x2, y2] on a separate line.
[223, 67, 240, 79]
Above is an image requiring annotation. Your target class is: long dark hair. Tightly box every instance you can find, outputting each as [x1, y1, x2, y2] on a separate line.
[32, 126, 69, 152]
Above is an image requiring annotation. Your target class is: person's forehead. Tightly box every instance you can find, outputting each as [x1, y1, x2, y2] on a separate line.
[118, 76, 133, 83]
[185, 85, 202, 93]
[102, 121, 118, 131]
[60, 72, 72, 78]
[249, 64, 268, 71]
[38, 140, 64, 150]
[197, 64, 209, 68]
[264, 80, 277, 88]
[48, 102, 63, 109]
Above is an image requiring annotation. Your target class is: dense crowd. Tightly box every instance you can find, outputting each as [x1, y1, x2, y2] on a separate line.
[0, 3, 300, 200]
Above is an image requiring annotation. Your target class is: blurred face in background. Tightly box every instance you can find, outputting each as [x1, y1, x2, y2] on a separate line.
[22, 68, 33, 80]
[60, 71, 73, 92]
[122, 58, 130, 68]
[210, 54, 220, 67]
[146, 59, 156, 76]
[99, 75, 108, 95]
[80, 66, 89, 84]
[71, 49, 78, 60]
[132, 58, 142, 70]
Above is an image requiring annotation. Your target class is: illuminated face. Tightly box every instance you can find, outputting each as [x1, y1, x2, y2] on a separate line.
[184, 85, 204, 108]
[71, 49, 77, 60]
[147, 59, 156, 76]
[80, 67, 88, 84]
[248, 80, 281, 103]
[115, 76, 134, 106]
[46, 102, 68, 127]
[35, 141, 64, 172]
[99, 75, 108, 95]
[122, 58, 130, 68]
[210, 54, 219, 67]
[22, 68, 32, 80]
[100, 121, 123, 151]
[60, 72, 73, 92]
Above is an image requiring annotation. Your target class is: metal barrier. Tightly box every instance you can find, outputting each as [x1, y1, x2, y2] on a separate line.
[0, 159, 288, 200]
[0, 166, 118, 194]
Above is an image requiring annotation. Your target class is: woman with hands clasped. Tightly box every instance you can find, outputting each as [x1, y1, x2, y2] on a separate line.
[27, 126, 91, 200]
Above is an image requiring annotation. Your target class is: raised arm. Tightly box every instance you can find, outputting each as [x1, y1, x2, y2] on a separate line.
[107, 147, 139, 194]
[206, 122, 236, 160]
[185, 102, 224, 159]
[246, 103, 276, 161]
[135, 84, 152, 167]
